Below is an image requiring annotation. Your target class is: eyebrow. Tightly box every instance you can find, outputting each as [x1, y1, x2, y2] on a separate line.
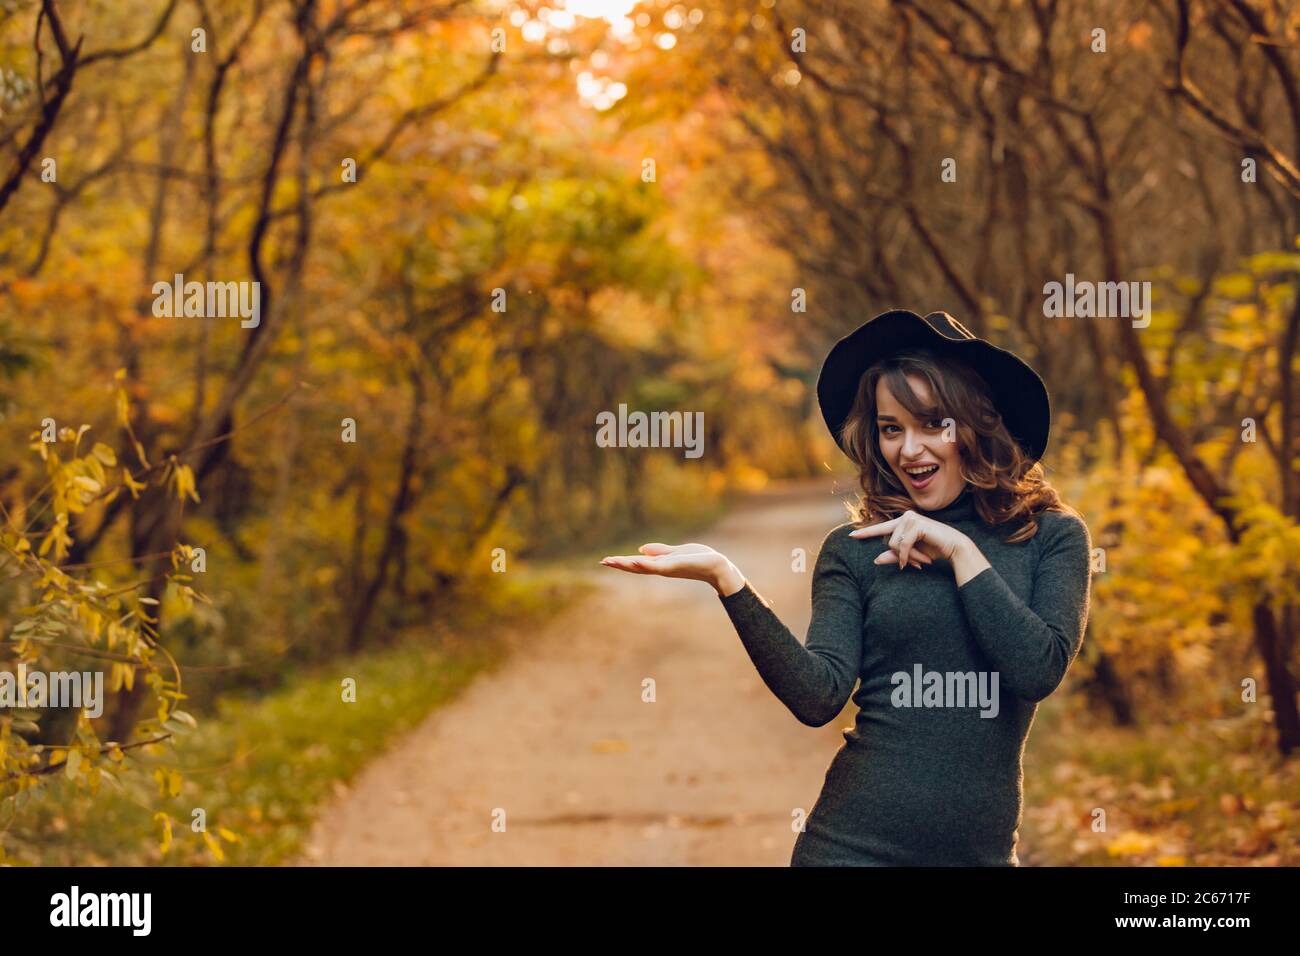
[876, 409, 941, 422]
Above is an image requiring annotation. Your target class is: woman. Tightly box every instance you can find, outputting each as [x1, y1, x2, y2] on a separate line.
[600, 309, 1093, 866]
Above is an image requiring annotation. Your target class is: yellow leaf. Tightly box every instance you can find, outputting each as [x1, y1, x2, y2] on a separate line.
[92, 443, 117, 467]
[122, 468, 147, 499]
[154, 812, 173, 855]
[1107, 831, 1158, 857]
[173, 463, 200, 504]
[202, 830, 225, 862]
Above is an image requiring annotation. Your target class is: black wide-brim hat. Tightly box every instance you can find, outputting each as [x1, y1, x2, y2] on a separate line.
[816, 309, 1051, 462]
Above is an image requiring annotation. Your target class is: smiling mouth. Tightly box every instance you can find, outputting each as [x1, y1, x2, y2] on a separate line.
[901, 463, 940, 489]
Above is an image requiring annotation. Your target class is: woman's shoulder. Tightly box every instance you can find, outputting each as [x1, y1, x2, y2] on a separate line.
[817, 520, 887, 572]
[822, 520, 871, 549]
[1030, 506, 1092, 551]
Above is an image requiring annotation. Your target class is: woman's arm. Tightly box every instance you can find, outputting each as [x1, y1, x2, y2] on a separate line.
[716, 526, 866, 727]
[953, 513, 1093, 702]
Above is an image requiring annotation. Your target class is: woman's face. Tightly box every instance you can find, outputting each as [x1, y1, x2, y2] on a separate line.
[875, 373, 966, 509]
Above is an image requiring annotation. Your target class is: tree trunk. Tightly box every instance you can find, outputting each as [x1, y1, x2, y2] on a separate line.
[1085, 642, 1135, 727]
[1252, 601, 1300, 755]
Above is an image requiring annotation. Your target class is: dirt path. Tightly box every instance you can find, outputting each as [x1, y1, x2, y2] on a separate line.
[300, 479, 856, 865]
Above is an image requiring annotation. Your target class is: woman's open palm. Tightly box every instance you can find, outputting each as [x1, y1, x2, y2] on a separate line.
[601, 542, 725, 584]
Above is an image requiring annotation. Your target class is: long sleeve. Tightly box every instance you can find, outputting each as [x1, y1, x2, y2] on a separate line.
[717, 526, 865, 727]
[955, 511, 1092, 702]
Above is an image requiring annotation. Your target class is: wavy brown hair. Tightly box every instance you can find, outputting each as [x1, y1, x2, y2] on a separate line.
[837, 347, 1079, 543]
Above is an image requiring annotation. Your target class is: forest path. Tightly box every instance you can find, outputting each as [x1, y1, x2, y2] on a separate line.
[300, 478, 853, 865]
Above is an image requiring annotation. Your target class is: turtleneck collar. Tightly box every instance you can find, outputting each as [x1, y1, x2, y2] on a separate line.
[916, 482, 977, 523]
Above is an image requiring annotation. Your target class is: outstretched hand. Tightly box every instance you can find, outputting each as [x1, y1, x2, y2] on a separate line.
[600, 542, 743, 594]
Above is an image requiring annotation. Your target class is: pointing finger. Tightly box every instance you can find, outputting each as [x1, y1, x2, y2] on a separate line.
[849, 519, 898, 538]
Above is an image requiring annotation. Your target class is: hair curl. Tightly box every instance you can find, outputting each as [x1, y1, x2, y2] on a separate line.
[837, 347, 1078, 543]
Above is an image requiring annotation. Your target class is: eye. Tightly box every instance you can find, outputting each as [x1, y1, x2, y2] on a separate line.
[926, 418, 945, 429]
[880, 424, 900, 435]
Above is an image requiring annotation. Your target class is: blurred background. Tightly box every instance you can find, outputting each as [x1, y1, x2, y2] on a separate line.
[0, 0, 1297, 865]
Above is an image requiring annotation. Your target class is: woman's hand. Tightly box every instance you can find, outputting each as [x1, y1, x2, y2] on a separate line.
[600, 543, 745, 596]
[848, 510, 972, 572]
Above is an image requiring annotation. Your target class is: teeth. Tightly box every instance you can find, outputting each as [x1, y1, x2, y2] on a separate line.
[904, 464, 938, 476]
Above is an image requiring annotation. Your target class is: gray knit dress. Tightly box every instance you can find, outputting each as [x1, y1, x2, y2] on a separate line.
[717, 484, 1092, 866]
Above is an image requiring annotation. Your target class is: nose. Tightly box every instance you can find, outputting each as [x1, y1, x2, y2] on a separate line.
[901, 428, 926, 459]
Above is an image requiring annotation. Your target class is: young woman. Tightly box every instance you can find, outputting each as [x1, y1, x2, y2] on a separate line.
[601, 309, 1093, 866]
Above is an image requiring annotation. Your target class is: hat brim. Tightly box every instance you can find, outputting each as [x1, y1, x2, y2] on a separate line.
[815, 309, 1050, 462]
